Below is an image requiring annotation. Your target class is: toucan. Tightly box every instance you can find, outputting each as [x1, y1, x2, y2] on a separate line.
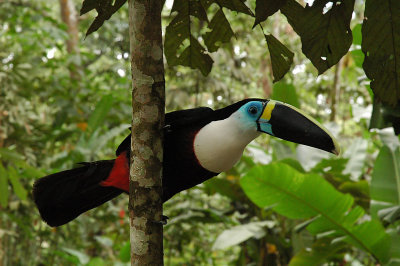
[33, 99, 340, 227]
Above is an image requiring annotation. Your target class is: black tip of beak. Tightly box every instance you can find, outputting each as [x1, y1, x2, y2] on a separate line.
[269, 103, 340, 155]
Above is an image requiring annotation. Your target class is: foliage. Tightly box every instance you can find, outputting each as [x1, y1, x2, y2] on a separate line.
[1, 0, 400, 265]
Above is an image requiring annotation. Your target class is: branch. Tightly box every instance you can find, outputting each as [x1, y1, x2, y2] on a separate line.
[129, 0, 165, 264]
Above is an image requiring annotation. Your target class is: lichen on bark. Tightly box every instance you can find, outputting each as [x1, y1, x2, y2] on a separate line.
[128, 0, 165, 265]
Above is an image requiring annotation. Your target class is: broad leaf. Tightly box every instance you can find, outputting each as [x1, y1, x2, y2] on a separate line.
[212, 221, 275, 250]
[371, 145, 400, 221]
[265, 34, 294, 82]
[241, 163, 390, 262]
[281, 0, 355, 74]
[80, 0, 127, 37]
[165, 0, 213, 75]
[290, 239, 347, 266]
[217, 0, 252, 15]
[387, 229, 400, 264]
[254, 0, 287, 27]
[271, 83, 299, 108]
[204, 9, 234, 53]
[87, 94, 114, 133]
[7, 167, 27, 201]
[362, 0, 400, 106]
[0, 164, 9, 207]
[119, 242, 130, 262]
[62, 248, 90, 265]
[343, 138, 367, 180]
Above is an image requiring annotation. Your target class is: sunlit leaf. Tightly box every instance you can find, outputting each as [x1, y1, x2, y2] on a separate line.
[271, 83, 299, 108]
[241, 163, 390, 262]
[119, 242, 130, 262]
[352, 23, 362, 45]
[343, 138, 367, 180]
[62, 247, 90, 265]
[362, 0, 400, 106]
[212, 221, 275, 250]
[281, 0, 355, 74]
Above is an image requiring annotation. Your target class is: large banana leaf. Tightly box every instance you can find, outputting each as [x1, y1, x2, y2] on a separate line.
[240, 163, 390, 263]
[371, 145, 400, 264]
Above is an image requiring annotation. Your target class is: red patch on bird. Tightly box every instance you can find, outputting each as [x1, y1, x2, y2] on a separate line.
[100, 152, 129, 192]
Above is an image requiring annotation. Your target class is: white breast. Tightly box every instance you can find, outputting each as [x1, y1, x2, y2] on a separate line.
[193, 115, 260, 173]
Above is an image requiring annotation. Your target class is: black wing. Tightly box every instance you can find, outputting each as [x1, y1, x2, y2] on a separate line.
[116, 107, 214, 156]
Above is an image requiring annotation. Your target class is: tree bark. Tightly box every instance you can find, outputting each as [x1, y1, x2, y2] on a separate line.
[330, 58, 343, 121]
[128, 0, 165, 265]
[59, 0, 81, 81]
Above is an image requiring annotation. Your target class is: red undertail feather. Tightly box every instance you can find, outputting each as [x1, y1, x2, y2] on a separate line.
[100, 151, 129, 192]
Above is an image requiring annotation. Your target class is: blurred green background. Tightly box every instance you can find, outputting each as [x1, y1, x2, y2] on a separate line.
[0, 0, 399, 265]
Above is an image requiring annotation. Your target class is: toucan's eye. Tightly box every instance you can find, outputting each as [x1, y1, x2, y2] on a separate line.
[248, 106, 258, 115]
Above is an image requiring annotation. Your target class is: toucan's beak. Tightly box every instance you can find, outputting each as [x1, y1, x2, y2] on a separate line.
[256, 100, 340, 155]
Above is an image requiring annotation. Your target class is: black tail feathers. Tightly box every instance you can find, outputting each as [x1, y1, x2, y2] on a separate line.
[33, 160, 123, 227]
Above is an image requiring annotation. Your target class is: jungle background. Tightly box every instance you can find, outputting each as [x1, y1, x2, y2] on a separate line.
[1, 0, 400, 265]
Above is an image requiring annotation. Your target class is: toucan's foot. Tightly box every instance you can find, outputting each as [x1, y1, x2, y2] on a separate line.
[161, 215, 169, 225]
[152, 215, 169, 225]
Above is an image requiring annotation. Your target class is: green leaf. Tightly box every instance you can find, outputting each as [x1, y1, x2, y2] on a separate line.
[119, 241, 130, 262]
[343, 138, 368, 180]
[178, 36, 214, 75]
[165, 0, 213, 75]
[352, 23, 362, 45]
[240, 163, 390, 262]
[281, 0, 355, 74]
[62, 248, 90, 265]
[362, 0, 400, 106]
[271, 83, 299, 108]
[290, 239, 347, 266]
[87, 94, 114, 132]
[0, 148, 24, 161]
[371, 146, 400, 205]
[87, 257, 105, 266]
[212, 221, 275, 250]
[387, 228, 400, 264]
[203, 177, 241, 200]
[0, 164, 9, 207]
[254, 0, 287, 26]
[204, 9, 234, 53]
[265, 34, 294, 82]
[7, 167, 27, 201]
[350, 49, 364, 68]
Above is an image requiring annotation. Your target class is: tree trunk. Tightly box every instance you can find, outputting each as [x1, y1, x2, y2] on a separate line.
[128, 0, 165, 265]
[330, 58, 343, 121]
[59, 0, 81, 81]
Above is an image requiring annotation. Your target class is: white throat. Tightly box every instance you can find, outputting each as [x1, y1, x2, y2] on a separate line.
[193, 116, 260, 173]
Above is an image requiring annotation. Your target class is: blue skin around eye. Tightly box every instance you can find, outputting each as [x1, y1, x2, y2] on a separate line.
[240, 101, 275, 136]
[237, 101, 275, 135]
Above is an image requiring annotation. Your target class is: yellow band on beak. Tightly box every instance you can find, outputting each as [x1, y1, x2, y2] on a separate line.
[260, 100, 276, 121]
